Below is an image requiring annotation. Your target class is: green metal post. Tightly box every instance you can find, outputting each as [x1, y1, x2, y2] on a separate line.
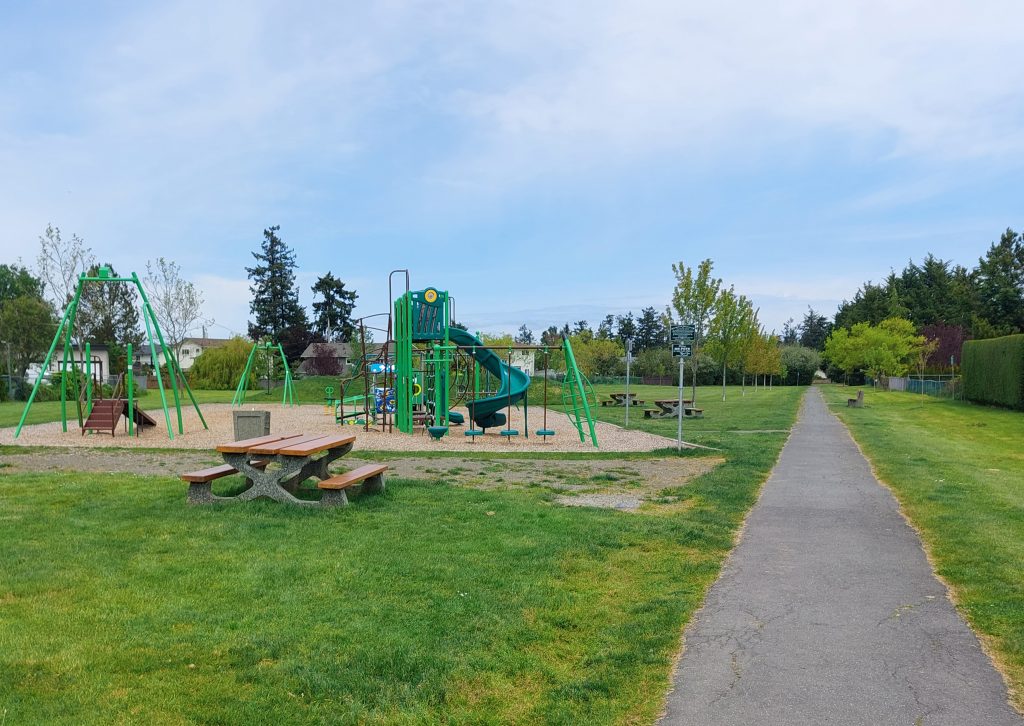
[127, 343, 134, 436]
[562, 336, 599, 448]
[85, 342, 92, 415]
[13, 288, 78, 438]
[233, 342, 259, 406]
[142, 303, 174, 440]
[59, 321, 70, 432]
[167, 347, 208, 429]
[134, 274, 183, 433]
[277, 343, 294, 405]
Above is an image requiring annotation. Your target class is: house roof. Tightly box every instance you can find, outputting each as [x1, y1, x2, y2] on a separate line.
[181, 337, 232, 348]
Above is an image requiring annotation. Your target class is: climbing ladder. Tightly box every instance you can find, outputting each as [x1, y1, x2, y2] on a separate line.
[561, 336, 598, 448]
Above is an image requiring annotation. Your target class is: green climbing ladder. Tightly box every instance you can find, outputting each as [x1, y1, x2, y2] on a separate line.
[561, 336, 598, 448]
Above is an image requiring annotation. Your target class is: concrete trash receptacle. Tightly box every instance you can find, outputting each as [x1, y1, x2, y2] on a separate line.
[233, 410, 271, 440]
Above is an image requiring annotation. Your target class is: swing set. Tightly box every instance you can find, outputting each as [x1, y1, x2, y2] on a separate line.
[14, 267, 208, 440]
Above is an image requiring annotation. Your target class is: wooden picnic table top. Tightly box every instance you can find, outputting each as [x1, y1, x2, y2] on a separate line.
[216, 432, 356, 457]
[654, 399, 694, 406]
[609, 392, 639, 398]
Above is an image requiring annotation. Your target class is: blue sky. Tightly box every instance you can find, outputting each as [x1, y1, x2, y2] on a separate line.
[2, 1, 1022, 338]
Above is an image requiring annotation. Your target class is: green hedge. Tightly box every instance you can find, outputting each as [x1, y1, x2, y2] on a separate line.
[962, 334, 1024, 409]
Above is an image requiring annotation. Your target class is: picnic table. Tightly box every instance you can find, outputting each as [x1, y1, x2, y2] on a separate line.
[182, 432, 386, 507]
[601, 392, 645, 407]
[645, 399, 698, 419]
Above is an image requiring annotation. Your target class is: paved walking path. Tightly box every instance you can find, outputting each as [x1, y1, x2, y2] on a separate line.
[660, 387, 1020, 725]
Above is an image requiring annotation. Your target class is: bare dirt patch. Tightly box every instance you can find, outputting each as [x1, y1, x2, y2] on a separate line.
[0, 447, 722, 513]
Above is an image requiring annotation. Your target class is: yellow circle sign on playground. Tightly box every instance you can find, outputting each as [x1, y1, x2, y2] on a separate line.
[424, 288, 438, 303]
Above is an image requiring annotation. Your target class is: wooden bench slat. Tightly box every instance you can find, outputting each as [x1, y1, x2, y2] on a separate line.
[317, 464, 388, 490]
[181, 464, 238, 483]
[246, 433, 329, 455]
[216, 433, 303, 453]
[277, 433, 356, 457]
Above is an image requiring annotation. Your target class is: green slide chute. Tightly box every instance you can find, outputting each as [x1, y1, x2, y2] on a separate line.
[448, 327, 530, 430]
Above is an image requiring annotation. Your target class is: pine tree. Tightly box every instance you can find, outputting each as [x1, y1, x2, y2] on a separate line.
[515, 325, 534, 344]
[634, 306, 666, 352]
[247, 226, 311, 361]
[310, 272, 358, 342]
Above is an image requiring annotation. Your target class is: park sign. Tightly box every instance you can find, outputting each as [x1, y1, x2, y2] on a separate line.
[672, 343, 692, 358]
[671, 324, 695, 343]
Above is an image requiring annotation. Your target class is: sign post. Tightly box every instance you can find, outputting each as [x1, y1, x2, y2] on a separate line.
[670, 325, 695, 451]
[624, 338, 633, 428]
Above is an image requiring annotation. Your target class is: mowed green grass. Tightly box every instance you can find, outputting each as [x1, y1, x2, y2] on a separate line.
[821, 386, 1024, 709]
[0, 387, 804, 724]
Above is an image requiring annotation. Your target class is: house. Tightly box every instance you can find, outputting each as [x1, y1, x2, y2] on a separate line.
[46, 344, 112, 382]
[136, 337, 232, 371]
[298, 341, 385, 375]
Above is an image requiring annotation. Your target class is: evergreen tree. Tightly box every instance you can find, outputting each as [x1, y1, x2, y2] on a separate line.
[311, 272, 357, 342]
[247, 226, 311, 361]
[596, 314, 616, 340]
[798, 307, 831, 350]
[615, 312, 636, 343]
[780, 318, 799, 345]
[975, 228, 1024, 333]
[540, 325, 560, 346]
[515, 324, 534, 344]
[634, 306, 666, 352]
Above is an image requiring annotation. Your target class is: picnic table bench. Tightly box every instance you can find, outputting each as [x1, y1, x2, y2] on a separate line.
[600, 392, 645, 407]
[181, 432, 387, 507]
[644, 399, 703, 419]
[847, 390, 864, 408]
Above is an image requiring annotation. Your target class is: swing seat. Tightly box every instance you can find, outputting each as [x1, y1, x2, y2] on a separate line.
[535, 429, 556, 438]
[427, 426, 449, 440]
[499, 429, 519, 439]
[464, 429, 484, 437]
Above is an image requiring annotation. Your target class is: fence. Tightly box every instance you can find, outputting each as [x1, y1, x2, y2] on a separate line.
[870, 374, 962, 400]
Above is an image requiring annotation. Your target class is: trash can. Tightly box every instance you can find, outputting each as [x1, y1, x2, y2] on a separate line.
[233, 410, 271, 440]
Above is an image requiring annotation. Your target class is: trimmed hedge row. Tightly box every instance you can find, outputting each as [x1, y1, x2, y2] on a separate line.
[962, 334, 1024, 409]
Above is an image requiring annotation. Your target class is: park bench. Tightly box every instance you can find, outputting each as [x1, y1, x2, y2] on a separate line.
[847, 390, 864, 408]
[684, 408, 704, 418]
[181, 460, 270, 503]
[317, 464, 388, 506]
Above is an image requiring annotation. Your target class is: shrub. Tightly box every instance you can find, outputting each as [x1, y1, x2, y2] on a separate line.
[962, 334, 1024, 409]
[188, 337, 256, 390]
[781, 346, 820, 385]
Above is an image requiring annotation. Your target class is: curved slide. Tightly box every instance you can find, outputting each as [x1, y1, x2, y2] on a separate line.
[447, 327, 531, 430]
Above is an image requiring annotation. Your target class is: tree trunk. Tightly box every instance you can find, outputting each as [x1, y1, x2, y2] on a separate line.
[722, 361, 727, 401]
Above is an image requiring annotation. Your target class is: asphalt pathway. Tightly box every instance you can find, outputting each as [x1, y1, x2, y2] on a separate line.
[660, 387, 1020, 725]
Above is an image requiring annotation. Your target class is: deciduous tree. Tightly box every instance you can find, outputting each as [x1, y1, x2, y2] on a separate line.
[144, 257, 207, 366]
[669, 258, 721, 402]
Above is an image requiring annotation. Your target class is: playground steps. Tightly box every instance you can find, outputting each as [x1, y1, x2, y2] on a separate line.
[81, 399, 157, 437]
[82, 399, 125, 436]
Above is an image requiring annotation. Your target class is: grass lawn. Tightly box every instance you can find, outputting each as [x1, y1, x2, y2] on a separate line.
[820, 385, 1024, 710]
[0, 386, 805, 723]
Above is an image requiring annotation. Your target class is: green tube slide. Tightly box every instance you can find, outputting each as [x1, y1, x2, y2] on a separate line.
[448, 327, 531, 430]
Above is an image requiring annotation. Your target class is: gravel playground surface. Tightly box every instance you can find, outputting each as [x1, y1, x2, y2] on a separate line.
[1, 403, 682, 453]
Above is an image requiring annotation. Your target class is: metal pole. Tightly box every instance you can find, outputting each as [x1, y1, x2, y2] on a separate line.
[677, 355, 684, 452]
[85, 342, 92, 415]
[624, 337, 632, 428]
[14, 291, 78, 438]
[127, 343, 134, 436]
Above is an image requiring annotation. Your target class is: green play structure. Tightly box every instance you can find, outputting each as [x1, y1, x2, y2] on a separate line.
[231, 340, 296, 407]
[14, 267, 207, 440]
[375, 284, 599, 446]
